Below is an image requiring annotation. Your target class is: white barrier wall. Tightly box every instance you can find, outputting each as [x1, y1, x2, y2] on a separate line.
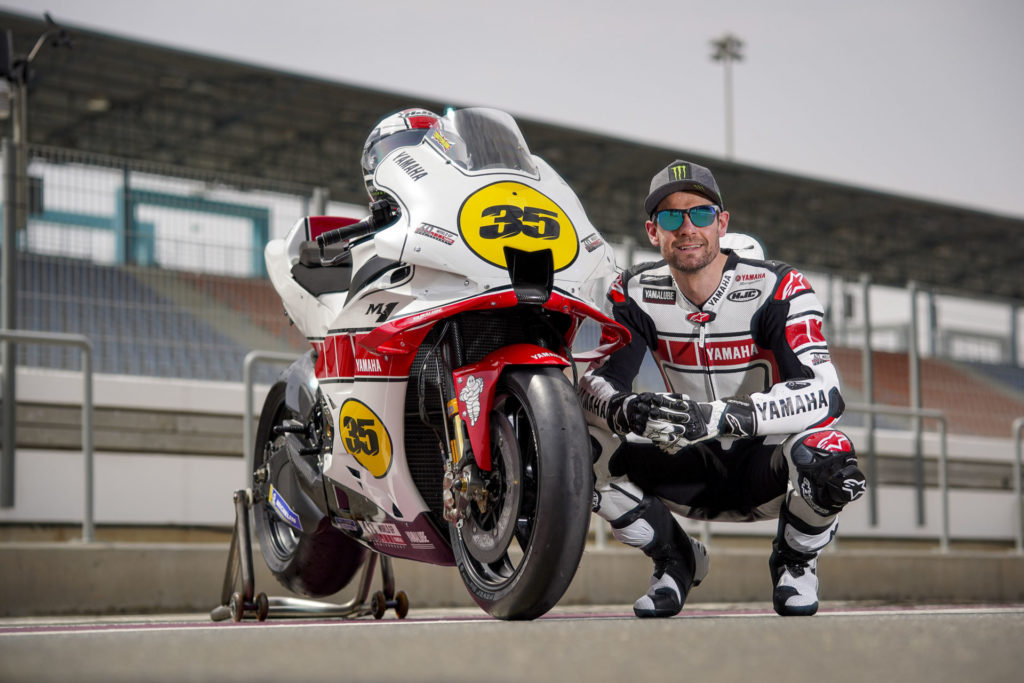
[2, 367, 1021, 543]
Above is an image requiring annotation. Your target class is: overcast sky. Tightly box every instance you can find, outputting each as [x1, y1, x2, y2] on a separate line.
[5, 0, 1023, 219]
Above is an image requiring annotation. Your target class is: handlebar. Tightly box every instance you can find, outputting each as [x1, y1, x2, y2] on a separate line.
[316, 200, 393, 253]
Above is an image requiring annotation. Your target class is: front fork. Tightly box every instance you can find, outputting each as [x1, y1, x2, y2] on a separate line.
[436, 329, 571, 528]
[432, 320, 490, 527]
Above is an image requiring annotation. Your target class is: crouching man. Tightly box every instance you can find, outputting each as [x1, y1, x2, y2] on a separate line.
[581, 160, 865, 617]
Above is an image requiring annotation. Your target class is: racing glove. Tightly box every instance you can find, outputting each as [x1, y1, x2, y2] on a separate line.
[608, 393, 756, 454]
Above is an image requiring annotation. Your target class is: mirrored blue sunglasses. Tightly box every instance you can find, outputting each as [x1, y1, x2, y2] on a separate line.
[655, 205, 720, 230]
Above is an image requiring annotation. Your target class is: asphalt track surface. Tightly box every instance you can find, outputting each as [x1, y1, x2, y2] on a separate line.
[2, 603, 1022, 683]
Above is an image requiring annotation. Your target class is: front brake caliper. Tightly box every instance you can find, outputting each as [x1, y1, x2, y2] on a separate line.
[442, 464, 489, 527]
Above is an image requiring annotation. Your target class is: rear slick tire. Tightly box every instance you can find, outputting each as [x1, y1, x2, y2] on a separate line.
[252, 382, 366, 598]
[451, 366, 594, 620]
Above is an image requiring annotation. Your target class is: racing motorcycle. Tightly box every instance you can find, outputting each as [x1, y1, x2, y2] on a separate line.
[252, 107, 629, 620]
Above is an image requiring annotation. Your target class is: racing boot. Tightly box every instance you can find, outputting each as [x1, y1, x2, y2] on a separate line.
[769, 501, 837, 616]
[609, 496, 709, 618]
[634, 534, 709, 618]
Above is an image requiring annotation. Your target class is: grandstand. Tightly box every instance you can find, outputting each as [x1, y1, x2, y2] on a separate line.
[2, 9, 1024, 299]
[15, 251, 302, 382]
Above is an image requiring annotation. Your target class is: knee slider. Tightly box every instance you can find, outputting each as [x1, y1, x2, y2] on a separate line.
[789, 430, 866, 516]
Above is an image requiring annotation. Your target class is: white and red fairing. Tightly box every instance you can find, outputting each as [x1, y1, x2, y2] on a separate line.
[264, 108, 628, 538]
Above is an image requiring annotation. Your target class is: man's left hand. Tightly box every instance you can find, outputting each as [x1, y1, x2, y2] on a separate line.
[648, 398, 756, 453]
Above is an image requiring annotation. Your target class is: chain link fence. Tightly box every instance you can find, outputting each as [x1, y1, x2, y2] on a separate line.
[5, 143, 1024, 437]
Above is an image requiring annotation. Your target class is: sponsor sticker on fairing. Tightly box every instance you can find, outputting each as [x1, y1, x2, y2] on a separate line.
[414, 223, 457, 245]
[459, 375, 484, 425]
[364, 521, 406, 548]
[581, 233, 605, 252]
[405, 530, 434, 550]
[269, 485, 302, 532]
[332, 516, 360, 533]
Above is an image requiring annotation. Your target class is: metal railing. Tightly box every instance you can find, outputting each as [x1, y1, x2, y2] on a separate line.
[0, 329, 95, 542]
[847, 402, 949, 552]
[1014, 417, 1024, 554]
[241, 350, 299, 483]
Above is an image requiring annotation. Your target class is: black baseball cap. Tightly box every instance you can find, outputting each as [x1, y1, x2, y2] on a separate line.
[644, 160, 724, 216]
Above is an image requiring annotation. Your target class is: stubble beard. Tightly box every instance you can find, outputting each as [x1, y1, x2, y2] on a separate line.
[663, 241, 716, 274]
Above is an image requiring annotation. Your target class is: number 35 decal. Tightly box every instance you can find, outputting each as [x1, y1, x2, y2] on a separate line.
[458, 181, 578, 270]
[338, 399, 392, 478]
[479, 205, 560, 240]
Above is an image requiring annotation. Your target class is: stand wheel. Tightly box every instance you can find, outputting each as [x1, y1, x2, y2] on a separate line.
[255, 592, 270, 622]
[229, 592, 245, 623]
[394, 591, 409, 619]
[371, 591, 387, 620]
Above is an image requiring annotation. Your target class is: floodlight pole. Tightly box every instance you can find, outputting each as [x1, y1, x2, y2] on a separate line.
[710, 34, 744, 161]
[0, 15, 71, 507]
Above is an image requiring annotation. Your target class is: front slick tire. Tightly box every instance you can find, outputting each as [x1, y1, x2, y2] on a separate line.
[451, 366, 594, 620]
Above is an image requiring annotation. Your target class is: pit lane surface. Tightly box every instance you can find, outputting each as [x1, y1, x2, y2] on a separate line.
[2, 603, 1021, 683]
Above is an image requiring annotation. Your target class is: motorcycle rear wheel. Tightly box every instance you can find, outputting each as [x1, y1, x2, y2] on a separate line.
[252, 382, 366, 598]
[451, 366, 594, 620]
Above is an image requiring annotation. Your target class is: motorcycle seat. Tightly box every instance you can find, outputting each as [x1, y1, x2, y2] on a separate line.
[291, 241, 353, 295]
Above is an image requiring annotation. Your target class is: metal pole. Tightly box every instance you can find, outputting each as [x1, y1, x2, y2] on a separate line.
[1, 138, 17, 508]
[0, 330, 94, 541]
[824, 273, 835, 342]
[839, 279, 849, 346]
[1013, 417, 1024, 554]
[846, 403, 948, 551]
[926, 288, 937, 357]
[1011, 303, 1020, 367]
[312, 187, 329, 216]
[908, 281, 924, 525]
[938, 419, 948, 553]
[710, 34, 743, 161]
[242, 350, 298, 483]
[723, 58, 735, 160]
[860, 273, 877, 526]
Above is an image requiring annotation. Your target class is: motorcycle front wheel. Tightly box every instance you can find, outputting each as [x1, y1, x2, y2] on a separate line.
[451, 366, 594, 620]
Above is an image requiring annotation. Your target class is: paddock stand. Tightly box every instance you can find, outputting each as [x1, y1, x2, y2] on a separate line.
[210, 489, 409, 622]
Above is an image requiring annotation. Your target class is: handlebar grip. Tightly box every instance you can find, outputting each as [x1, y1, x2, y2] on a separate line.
[315, 200, 394, 251]
[316, 218, 371, 249]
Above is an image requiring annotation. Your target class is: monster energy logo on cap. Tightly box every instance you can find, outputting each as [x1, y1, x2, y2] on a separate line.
[645, 159, 724, 215]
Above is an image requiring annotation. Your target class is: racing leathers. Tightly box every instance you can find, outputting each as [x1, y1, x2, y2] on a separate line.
[579, 249, 866, 616]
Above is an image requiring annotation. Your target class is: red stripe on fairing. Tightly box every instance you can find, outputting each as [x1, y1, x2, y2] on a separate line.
[312, 332, 419, 380]
[358, 290, 521, 355]
[358, 289, 630, 359]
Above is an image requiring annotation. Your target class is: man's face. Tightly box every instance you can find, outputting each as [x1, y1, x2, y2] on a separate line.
[645, 192, 729, 274]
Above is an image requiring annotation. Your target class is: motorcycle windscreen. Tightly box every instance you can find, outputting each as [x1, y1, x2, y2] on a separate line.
[427, 108, 538, 175]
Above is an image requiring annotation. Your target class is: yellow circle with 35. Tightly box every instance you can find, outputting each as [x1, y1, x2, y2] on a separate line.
[338, 399, 392, 478]
[457, 181, 578, 271]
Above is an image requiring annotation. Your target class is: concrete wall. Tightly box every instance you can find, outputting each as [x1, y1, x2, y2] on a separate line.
[1, 542, 1022, 617]
[3, 367, 1022, 544]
